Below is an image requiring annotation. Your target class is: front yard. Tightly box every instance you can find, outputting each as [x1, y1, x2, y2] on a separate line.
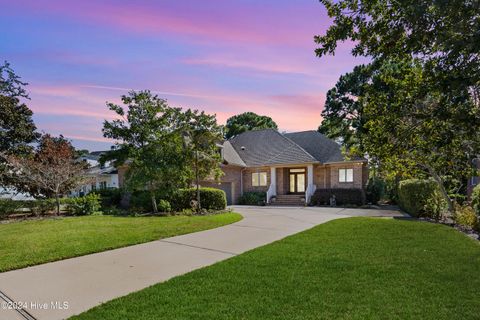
[72, 217, 480, 320]
[0, 213, 242, 272]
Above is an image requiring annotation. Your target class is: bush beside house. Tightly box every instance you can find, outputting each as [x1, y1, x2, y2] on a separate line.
[238, 192, 266, 205]
[397, 179, 442, 217]
[310, 188, 365, 206]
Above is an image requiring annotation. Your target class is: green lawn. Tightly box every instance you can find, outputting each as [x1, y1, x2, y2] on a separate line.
[72, 217, 480, 320]
[0, 213, 242, 272]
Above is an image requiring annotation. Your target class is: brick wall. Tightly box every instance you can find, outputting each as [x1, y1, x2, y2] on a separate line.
[242, 167, 270, 193]
[327, 162, 366, 189]
[201, 165, 243, 204]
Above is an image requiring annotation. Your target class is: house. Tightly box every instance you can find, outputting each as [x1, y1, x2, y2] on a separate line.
[200, 129, 368, 205]
[71, 152, 119, 196]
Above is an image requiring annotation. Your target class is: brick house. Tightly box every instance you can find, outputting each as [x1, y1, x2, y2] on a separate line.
[201, 129, 368, 205]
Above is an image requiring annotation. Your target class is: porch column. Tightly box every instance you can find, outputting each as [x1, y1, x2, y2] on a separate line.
[270, 167, 277, 197]
[307, 164, 313, 187]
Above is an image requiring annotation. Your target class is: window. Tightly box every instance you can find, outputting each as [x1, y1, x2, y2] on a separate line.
[252, 172, 268, 187]
[339, 168, 353, 183]
[99, 181, 107, 190]
[91, 183, 96, 191]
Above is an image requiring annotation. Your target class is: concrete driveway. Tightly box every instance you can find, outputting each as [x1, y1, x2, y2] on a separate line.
[0, 206, 404, 320]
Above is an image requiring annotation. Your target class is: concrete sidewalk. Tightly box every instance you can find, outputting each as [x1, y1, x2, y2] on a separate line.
[0, 206, 404, 320]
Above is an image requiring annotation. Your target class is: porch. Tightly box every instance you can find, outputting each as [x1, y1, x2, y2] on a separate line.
[266, 165, 316, 205]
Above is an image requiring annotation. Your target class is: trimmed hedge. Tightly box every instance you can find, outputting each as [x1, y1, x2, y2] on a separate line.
[171, 188, 227, 211]
[238, 192, 266, 206]
[65, 193, 101, 216]
[398, 179, 441, 217]
[310, 188, 365, 206]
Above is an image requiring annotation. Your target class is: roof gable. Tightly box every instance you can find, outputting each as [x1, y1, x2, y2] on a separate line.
[229, 129, 317, 167]
[283, 131, 344, 163]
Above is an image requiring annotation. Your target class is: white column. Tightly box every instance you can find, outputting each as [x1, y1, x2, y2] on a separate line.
[270, 167, 277, 197]
[307, 164, 313, 187]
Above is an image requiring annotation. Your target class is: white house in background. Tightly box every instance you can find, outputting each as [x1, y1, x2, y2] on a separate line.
[71, 152, 119, 197]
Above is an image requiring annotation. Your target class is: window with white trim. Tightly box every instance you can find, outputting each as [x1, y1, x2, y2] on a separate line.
[252, 172, 268, 187]
[339, 168, 353, 183]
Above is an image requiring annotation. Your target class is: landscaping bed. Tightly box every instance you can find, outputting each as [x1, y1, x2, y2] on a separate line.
[72, 217, 480, 320]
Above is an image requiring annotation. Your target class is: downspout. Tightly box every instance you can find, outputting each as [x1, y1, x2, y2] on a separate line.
[240, 168, 246, 196]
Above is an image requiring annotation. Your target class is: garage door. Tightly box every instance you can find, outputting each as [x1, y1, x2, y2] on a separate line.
[201, 182, 233, 205]
[215, 182, 233, 205]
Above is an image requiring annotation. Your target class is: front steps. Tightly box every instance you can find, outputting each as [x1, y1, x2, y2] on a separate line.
[270, 194, 305, 206]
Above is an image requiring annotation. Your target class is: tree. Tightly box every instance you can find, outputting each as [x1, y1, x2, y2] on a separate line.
[181, 110, 223, 211]
[0, 62, 40, 191]
[1, 61, 29, 99]
[102, 90, 188, 213]
[314, 0, 480, 89]
[360, 59, 480, 213]
[225, 112, 278, 139]
[318, 64, 372, 152]
[4, 135, 89, 214]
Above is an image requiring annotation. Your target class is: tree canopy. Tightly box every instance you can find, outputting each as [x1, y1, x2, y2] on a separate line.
[225, 112, 278, 139]
[315, 0, 480, 88]
[102, 90, 223, 212]
[315, 0, 480, 212]
[318, 63, 372, 152]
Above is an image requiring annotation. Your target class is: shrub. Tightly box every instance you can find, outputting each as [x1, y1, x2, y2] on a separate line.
[366, 177, 385, 204]
[171, 188, 227, 211]
[310, 189, 365, 206]
[130, 190, 153, 213]
[472, 185, 480, 216]
[27, 199, 56, 216]
[238, 192, 266, 205]
[95, 188, 123, 209]
[67, 193, 101, 216]
[398, 179, 442, 217]
[454, 204, 478, 229]
[423, 189, 447, 221]
[0, 199, 22, 219]
[157, 199, 171, 213]
[384, 178, 400, 204]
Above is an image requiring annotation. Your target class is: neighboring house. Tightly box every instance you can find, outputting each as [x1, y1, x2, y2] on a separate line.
[467, 158, 480, 198]
[200, 129, 368, 205]
[71, 152, 119, 196]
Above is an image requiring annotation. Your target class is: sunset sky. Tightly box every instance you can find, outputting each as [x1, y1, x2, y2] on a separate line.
[1, 0, 369, 150]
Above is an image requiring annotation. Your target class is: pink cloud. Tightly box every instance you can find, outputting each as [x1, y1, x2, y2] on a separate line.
[10, 0, 328, 47]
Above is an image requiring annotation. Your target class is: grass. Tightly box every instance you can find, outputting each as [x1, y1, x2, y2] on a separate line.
[72, 217, 480, 320]
[0, 213, 242, 272]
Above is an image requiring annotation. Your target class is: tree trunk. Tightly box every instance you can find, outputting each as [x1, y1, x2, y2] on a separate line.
[151, 193, 158, 213]
[424, 164, 454, 214]
[195, 150, 201, 212]
[55, 194, 60, 216]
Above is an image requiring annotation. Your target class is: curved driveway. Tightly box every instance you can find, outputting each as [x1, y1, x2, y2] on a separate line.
[0, 206, 404, 320]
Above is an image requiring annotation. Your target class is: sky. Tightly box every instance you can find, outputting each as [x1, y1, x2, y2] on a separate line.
[0, 0, 369, 151]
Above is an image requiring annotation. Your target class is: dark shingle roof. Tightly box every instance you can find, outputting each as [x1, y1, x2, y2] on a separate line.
[229, 129, 317, 167]
[283, 130, 344, 163]
[222, 141, 246, 167]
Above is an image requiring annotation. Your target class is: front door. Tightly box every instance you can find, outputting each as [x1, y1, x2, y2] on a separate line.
[289, 168, 306, 193]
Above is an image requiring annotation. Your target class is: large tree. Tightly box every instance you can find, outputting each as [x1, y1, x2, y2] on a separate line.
[315, 0, 480, 89]
[362, 59, 480, 213]
[181, 109, 223, 211]
[318, 64, 373, 152]
[225, 112, 278, 139]
[315, 1, 480, 213]
[102, 90, 223, 213]
[5, 135, 89, 214]
[0, 61, 40, 192]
